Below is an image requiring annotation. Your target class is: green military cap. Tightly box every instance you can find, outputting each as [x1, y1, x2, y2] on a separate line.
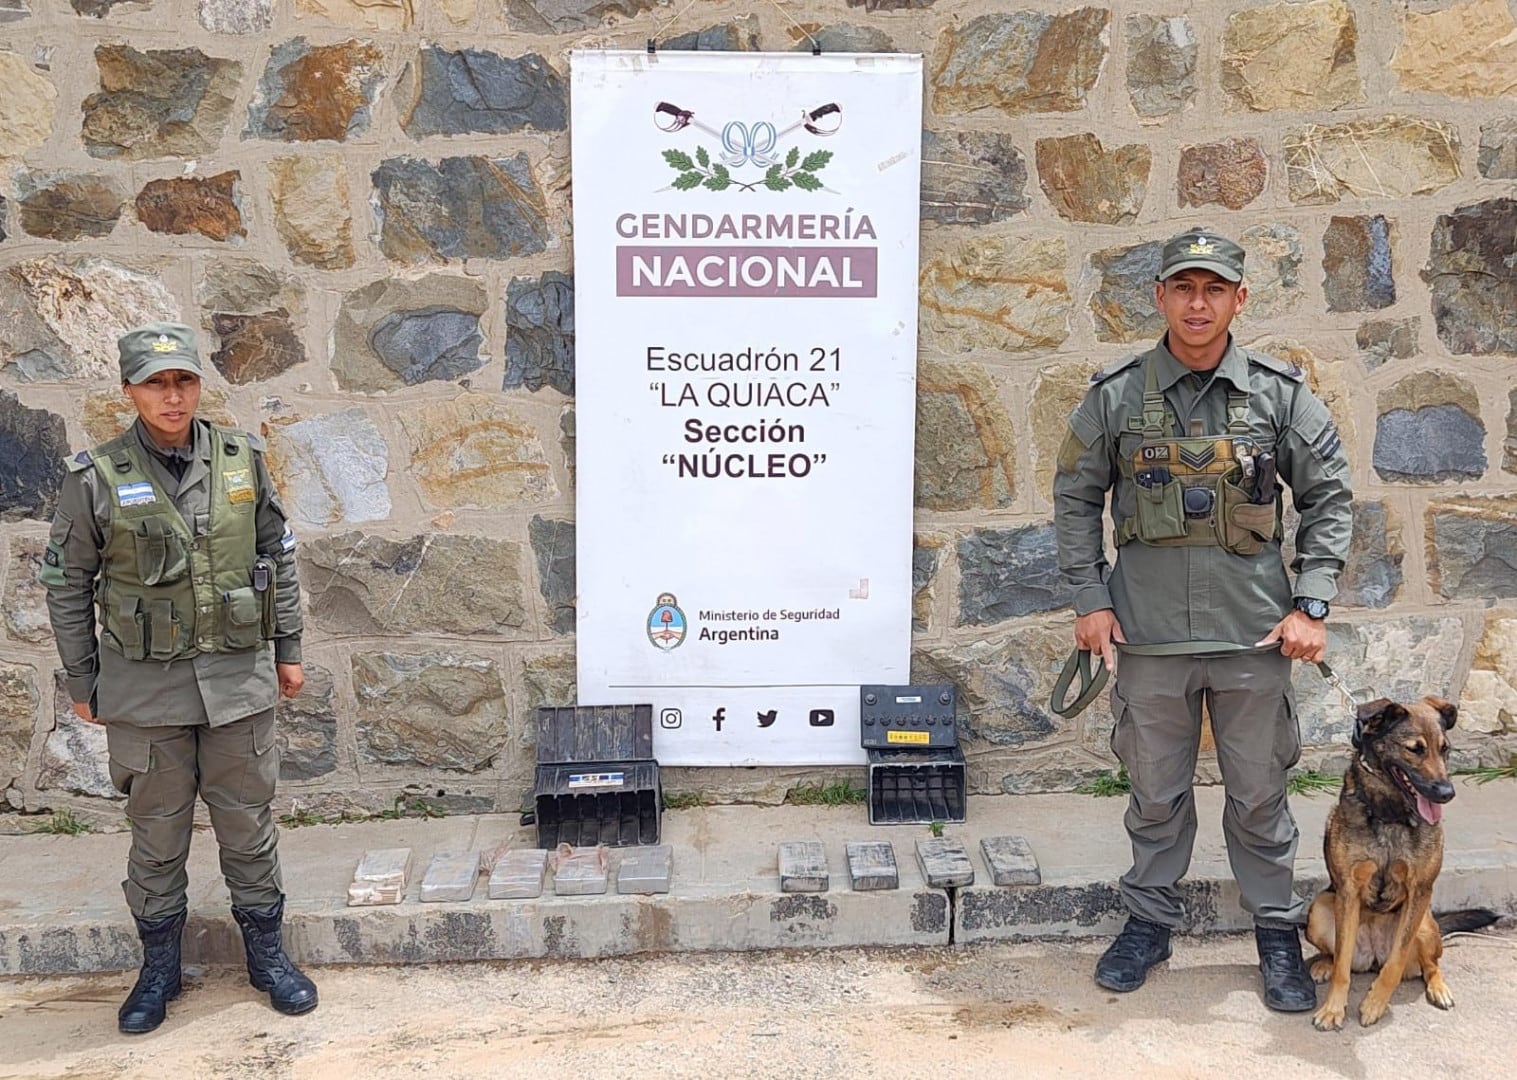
[1156, 227, 1245, 283]
[118, 322, 204, 384]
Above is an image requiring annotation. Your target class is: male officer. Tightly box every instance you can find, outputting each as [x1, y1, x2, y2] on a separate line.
[1053, 228, 1352, 1011]
[40, 322, 318, 1034]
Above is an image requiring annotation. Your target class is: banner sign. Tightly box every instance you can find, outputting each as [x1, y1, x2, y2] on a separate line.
[571, 50, 923, 766]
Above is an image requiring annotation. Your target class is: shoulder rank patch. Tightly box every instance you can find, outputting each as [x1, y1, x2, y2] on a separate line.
[66, 450, 94, 473]
[1089, 354, 1142, 385]
[1246, 350, 1306, 382]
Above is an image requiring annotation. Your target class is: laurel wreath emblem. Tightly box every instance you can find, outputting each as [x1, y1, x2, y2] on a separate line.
[662, 146, 833, 193]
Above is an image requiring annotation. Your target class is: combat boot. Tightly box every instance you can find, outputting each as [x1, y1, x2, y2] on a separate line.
[230, 897, 318, 1016]
[1094, 915, 1173, 992]
[118, 909, 186, 1034]
[1256, 925, 1316, 1012]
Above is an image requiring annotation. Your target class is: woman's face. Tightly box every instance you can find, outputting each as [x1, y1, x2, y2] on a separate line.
[124, 369, 202, 447]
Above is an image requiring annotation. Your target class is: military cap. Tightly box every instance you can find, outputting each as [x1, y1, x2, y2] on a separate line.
[1156, 227, 1245, 283]
[118, 322, 204, 384]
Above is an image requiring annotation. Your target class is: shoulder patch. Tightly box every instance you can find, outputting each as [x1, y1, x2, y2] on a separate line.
[1246, 350, 1306, 382]
[65, 450, 94, 473]
[1089, 354, 1142, 385]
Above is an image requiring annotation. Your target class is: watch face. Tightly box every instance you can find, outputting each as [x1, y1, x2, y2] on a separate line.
[1297, 598, 1328, 619]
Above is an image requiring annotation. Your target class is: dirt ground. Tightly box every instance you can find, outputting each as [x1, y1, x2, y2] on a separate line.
[1, 929, 1514, 1080]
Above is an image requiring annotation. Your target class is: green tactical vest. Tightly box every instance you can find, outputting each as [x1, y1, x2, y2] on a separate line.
[81, 426, 273, 662]
[1113, 357, 1281, 556]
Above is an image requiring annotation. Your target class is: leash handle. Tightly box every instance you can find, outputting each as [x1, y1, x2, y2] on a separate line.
[1051, 648, 1111, 718]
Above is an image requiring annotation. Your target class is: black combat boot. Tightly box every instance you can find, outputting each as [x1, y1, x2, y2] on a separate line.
[230, 897, 318, 1016]
[118, 909, 186, 1034]
[1095, 916, 1173, 992]
[1256, 925, 1317, 1012]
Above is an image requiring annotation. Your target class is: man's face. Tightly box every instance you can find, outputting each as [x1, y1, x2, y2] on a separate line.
[1155, 268, 1247, 362]
[124, 369, 202, 447]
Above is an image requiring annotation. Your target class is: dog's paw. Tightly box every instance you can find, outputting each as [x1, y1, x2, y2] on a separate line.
[1308, 956, 1334, 984]
[1313, 1002, 1346, 1031]
[1425, 977, 1455, 1010]
[1358, 994, 1389, 1027]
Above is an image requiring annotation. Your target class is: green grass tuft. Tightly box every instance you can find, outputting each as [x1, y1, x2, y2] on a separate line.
[1455, 753, 1517, 785]
[1076, 765, 1131, 797]
[1287, 770, 1343, 797]
[662, 791, 712, 810]
[785, 781, 866, 807]
[31, 808, 93, 835]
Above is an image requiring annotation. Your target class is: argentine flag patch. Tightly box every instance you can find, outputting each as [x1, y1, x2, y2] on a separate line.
[115, 482, 156, 508]
[280, 527, 296, 553]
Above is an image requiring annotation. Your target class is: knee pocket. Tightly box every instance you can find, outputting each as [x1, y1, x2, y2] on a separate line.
[235, 713, 280, 805]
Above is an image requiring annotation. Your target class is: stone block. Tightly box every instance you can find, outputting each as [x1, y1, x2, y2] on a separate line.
[1222, 0, 1361, 112]
[1284, 117, 1460, 205]
[915, 838, 973, 888]
[1356, 318, 1419, 369]
[1338, 502, 1405, 609]
[503, 272, 575, 395]
[553, 848, 608, 896]
[334, 275, 487, 392]
[1036, 134, 1150, 225]
[489, 848, 548, 899]
[245, 38, 383, 143]
[1237, 224, 1305, 321]
[347, 848, 411, 906]
[1461, 614, 1517, 734]
[295, 0, 412, 31]
[351, 651, 509, 772]
[914, 627, 1077, 752]
[198, 258, 303, 316]
[664, 17, 761, 50]
[0, 53, 53, 160]
[912, 540, 941, 634]
[504, 0, 657, 33]
[34, 670, 117, 800]
[616, 845, 672, 895]
[400, 48, 566, 139]
[788, 24, 890, 53]
[396, 394, 557, 509]
[1323, 215, 1395, 312]
[919, 130, 1029, 225]
[0, 256, 179, 382]
[1429, 198, 1517, 356]
[135, 172, 244, 242]
[269, 155, 355, 270]
[210, 311, 306, 383]
[4, 539, 52, 643]
[1125, 15, 1196, 118]
[301, 532, 529, 637]
[1390, 0, 1517, 99]
[778, 841, 829, 892]
[931, 8, 1109, 117]
[0, 0, 30, 21]
[920, 235, 1069, 355]
[0, 664, 37, 795]
[1374, 372, 1485, 483]
[980, 836, 1040, 886]
[529, 517, 575, 635]
[845, 841, 898, 891]
[1478, 118, 1517, 178]
[1088, 239, 1165, 343]
[914, 360, 1016, 512]
[1427, 497, 1517, 600]
[1177, 138, 1267, 210]
[276, 664, 337, 780]
[83, 46, 241, 160]
[420, 852, 480, 902]
[372, 154, 551, 263]
[17, 173, 125, 241]
[263, 409, 391, 526]
[0, 393, 67, 522]
[200, 0, 272, 33]
[957, 524, 1071, 625]
[1030, 360, 1100, 499]
[1507, 390, 1517, 476]
[846, 0, 934, 9]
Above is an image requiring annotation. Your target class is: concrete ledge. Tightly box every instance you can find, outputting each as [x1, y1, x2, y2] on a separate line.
[1, 784, 1513, 975]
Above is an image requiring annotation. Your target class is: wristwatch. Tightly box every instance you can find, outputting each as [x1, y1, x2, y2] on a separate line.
[1293, 597, 1330, 620]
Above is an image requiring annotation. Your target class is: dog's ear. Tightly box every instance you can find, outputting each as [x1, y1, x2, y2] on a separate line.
[1423, 696, 1457, 731]
[1354, 699, 1405, 739]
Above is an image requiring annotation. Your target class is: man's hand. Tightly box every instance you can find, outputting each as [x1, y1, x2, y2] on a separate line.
[277, 662, 305, 699]
[1255, 610, 1327, 664]
[71, 701, 102, 726]
[1075, 609, 1127, 674]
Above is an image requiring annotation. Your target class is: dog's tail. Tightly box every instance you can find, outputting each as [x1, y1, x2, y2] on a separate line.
[1435, 908, 1502, 935]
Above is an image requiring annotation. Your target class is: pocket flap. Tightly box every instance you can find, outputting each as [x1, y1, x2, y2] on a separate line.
[105, 723, 152, 774]
[1229, 501, 1277, 540]
[224, 586, 261, 628]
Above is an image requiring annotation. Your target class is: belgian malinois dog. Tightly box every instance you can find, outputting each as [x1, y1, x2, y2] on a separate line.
[1308, 696, 1498, 1031]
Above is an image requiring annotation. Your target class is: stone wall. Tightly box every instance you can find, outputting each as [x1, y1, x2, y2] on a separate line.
[2, 0, 1516, 824]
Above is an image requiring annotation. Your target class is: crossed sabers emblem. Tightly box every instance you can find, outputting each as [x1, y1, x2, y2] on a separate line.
[654, 100, 842, 192]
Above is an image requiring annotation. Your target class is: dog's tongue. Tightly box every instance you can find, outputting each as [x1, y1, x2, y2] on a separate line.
[1416, 792, 1444, 825]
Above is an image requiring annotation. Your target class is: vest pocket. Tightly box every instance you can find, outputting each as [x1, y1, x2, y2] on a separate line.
[1218, 478, 1276, 556]
[145, 598, 180, 659]
[115, 596, 148, 661]
[1132, 475, 1188, 541]
[132, 518, 189, 586]
[222, 586, 264, 650]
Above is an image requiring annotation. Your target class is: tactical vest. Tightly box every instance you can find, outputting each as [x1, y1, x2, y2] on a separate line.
[1114, 358, 1280, 556]
[82, 426, 273, 662]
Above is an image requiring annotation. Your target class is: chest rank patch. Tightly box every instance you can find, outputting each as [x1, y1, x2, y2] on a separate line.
[115, 482, 156, 508]
[223, 468, 255, 504]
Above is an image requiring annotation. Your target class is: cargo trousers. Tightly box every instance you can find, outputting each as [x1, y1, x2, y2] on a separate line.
[106, 708, 283, 919]
[1108, 649, 1306, 930]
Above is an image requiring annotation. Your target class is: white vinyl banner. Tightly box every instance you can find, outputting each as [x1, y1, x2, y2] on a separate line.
[571, 50, 922, 766]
